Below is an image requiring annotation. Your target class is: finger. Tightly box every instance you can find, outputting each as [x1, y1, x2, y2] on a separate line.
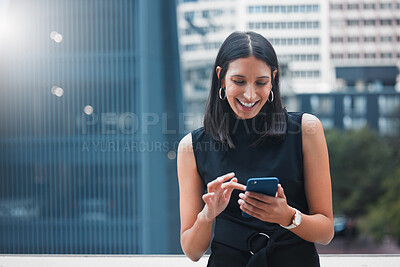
[276, 184, 286, 199]
[223, 188, 231, 199]
[238, 199, 262, 218]
[222, 179, 246, 191]
[202, 192, 215, 203]
[207, 172, 235, 190]
[245, 191, 276, 203]
[239, 193, 269, 209]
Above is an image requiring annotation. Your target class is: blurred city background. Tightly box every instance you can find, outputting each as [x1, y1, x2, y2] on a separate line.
[0, 0, 400, 255]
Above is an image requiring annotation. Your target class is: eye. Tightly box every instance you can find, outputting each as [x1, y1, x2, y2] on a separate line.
[233, 80, 245, 85]
[256, 82, 267, 86]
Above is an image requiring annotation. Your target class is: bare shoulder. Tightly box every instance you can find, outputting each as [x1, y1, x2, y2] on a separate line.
[301, 113, 327, 154]
[301, 113, 323, 136]
[178, 132, 193, 154]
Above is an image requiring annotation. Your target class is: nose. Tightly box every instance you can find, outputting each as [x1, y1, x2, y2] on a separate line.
[243, 85, 256, 102]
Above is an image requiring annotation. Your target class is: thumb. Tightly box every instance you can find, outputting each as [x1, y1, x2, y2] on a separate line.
[277, 184, 286, 199]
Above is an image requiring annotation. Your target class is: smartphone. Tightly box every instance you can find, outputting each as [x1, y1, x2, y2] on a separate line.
[242, 177, 279, 218]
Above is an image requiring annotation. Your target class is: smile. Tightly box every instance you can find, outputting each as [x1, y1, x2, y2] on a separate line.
[237, 99, 259, 108]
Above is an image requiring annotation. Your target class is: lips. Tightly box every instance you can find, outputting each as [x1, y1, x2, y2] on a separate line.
[237, 98, 259, 109]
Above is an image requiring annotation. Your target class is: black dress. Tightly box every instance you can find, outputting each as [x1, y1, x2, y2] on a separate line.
[191, 111, 320, 267]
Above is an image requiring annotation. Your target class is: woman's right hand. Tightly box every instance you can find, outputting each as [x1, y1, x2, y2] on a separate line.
[200, 172, 239, 222]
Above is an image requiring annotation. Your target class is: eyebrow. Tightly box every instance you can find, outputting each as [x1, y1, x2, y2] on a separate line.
[231, 75, 270, 79]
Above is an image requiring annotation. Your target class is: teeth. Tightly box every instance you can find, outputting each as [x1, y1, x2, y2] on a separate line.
[238, 99, 256, 108]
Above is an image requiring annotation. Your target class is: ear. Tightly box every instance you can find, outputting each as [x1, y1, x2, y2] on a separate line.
[272, 69, 278, 80]
[216, 66, 225, 88]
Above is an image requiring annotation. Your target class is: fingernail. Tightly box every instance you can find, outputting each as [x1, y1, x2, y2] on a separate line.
[239, 193, 245, 198]
[238, 199, 244, 205]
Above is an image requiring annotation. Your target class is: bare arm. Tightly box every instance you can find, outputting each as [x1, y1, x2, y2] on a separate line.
[290, 113, 334, 244]
[177, 133, 238, 261]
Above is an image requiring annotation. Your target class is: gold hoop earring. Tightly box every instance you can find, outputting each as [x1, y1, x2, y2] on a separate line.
[219, 88, 226, 100]
[267, 90, 274, 103]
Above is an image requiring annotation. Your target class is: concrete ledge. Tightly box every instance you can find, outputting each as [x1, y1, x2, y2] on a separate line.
[1, 254, 400, 267]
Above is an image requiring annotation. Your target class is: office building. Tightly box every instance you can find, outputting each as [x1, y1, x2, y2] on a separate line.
[0, 0, 183, 254]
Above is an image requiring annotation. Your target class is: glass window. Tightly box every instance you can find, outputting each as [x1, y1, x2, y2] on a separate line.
[261, 6, 267, 13]
[380, 36, 392, 42]
[331, 37, 343, 43]
[349, 53, 360, 58]
[313, 5, 319, 12]
[380, 3, 392, 9]
[363, 3, 375, 9]
[184, 11, 195, 20]
[364, 36, 376, 42]
[348, 37, 359, 42]
[347, 20, 359, 26]
[262, 22, 267, 29]
[348, 4, 359, 9]
[331, 4, 342, 10]
[380, 19, 392, 26]
[365, 53, 376, 58]
[332, 53, 343, 59]
[364, 19, 376, 26]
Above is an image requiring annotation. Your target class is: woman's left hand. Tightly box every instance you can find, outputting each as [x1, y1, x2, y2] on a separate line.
[238, 184, 295, 226]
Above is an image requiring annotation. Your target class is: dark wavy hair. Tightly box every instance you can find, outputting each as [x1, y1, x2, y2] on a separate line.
[203, 31, 287, 149]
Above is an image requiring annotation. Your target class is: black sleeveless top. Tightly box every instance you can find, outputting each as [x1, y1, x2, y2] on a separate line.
[191, 111, 320, 267]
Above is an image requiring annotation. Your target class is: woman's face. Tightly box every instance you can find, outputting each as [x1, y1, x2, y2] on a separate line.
[217, 56, 277, 120]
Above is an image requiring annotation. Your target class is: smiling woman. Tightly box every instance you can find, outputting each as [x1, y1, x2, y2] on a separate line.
[216, 56, 276, 120]
[177, 31, 334, 267]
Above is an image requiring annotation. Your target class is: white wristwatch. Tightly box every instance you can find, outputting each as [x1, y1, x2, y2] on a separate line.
[280, 208, 302, 229]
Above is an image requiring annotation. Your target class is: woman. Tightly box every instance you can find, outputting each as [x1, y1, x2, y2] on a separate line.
[177, 31, 333, 267]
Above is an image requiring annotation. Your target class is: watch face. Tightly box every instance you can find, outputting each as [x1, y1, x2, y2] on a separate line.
[294, 212, 302, 225]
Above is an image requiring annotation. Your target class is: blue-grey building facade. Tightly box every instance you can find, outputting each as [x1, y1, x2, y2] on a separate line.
[0, 0, 183, 253]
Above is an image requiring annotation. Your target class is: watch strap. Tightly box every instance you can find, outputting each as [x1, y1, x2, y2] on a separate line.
[280, 208, 301, 229]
